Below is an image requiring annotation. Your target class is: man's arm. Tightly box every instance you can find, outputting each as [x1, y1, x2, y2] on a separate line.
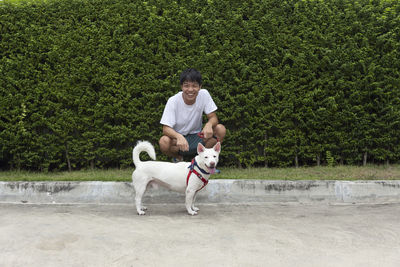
[203, 112, 219, 139]
[162, 125, 189, 152]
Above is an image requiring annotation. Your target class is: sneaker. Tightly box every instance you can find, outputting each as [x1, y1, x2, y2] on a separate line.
[172, 157, 183, 163]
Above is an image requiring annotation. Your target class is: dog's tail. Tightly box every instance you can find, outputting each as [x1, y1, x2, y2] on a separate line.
[132, 141, 156, 167]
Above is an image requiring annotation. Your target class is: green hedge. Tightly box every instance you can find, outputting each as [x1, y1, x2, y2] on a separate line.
[1, 0, 399, 170]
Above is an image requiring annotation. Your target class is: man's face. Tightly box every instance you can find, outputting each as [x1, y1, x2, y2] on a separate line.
[181, 81, 201, 105]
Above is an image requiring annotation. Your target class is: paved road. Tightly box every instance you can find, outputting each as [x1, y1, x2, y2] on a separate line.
[1, 203, 400, 267]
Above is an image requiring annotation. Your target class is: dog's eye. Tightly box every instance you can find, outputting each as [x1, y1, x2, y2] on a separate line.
[205, 156, 208, 159]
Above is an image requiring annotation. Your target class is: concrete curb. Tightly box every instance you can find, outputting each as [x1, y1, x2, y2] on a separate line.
[1, 180, 400, 205]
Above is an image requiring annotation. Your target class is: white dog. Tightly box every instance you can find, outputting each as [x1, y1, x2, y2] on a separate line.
[132, 140, 221, 215]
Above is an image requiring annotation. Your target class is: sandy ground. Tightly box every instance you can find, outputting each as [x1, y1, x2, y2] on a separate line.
[1, 202, 399, 267]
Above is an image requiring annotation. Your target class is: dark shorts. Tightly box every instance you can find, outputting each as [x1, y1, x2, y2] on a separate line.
[178, 133, 205, 157]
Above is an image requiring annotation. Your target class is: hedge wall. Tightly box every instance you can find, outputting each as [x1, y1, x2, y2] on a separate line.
[1, 0, 399, 170]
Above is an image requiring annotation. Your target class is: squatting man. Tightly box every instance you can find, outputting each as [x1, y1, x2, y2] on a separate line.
[158, 68, 226, 161]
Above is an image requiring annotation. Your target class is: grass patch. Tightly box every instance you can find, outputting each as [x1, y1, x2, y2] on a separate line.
[215, 165, 400, 180]
[1, 165, 400, 181]
[0, 169, 132, 182]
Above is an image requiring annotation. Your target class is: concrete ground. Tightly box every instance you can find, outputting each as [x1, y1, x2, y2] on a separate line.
[1, 203, 400, 267]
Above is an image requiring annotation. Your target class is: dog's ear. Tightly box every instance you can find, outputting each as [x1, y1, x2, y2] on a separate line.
[213, 142, 221, 153]
[197, 142, 205, 154]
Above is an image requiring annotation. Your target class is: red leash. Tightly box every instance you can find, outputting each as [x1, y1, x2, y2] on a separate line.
[197, 132, 220, 142]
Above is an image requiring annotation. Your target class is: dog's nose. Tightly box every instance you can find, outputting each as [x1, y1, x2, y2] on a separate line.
[209, 162, 215, 168]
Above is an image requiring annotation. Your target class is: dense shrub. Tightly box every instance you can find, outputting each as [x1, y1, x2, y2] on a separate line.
[1, 0, 399, 170]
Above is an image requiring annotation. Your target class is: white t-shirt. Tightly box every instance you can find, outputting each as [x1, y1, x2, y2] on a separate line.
[160, 89, 218, 135]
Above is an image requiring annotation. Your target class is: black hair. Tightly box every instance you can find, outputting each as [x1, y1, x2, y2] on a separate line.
[180, 68, 202, 85]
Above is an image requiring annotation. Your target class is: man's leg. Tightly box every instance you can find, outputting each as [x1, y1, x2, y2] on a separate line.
[160, 125, 226, 159]
[204, 124, 226, 148]
[159, 135, 182, 159]
[182, 134, 204, 157]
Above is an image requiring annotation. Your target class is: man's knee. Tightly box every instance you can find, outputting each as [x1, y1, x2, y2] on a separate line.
[159, 136, 172, 152]
[214, 124, 226, 142]
[159, 135, 180, 157]
[204, 124, 226, 148]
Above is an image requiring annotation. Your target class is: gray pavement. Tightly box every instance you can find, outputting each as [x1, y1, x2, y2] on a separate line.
[1, 202, 400, 267]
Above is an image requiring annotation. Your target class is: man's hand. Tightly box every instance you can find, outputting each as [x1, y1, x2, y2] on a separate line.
[202, 123, 214, 139]
[202, 112, 218, 140]
[176, 134, 189, 152]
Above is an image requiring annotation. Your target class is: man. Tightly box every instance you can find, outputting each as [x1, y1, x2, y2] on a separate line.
[159, 68, 226, 161]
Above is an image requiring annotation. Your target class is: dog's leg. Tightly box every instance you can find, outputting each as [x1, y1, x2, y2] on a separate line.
[191, 192, 199, 212]
[134, 181, 148, 215]
[185, 188, 198, 215]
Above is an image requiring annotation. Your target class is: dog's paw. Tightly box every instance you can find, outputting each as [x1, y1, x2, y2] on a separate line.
[141, 206, 147, 211]
[188, 210, 198, 216]
[192, 206, 200, 212]
[137, 210, 146, 215]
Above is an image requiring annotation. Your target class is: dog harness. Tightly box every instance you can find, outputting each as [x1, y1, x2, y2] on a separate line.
[187, 159, 209, 192]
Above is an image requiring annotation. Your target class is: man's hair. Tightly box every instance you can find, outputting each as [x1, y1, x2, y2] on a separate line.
[180, 68, 202, 85]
